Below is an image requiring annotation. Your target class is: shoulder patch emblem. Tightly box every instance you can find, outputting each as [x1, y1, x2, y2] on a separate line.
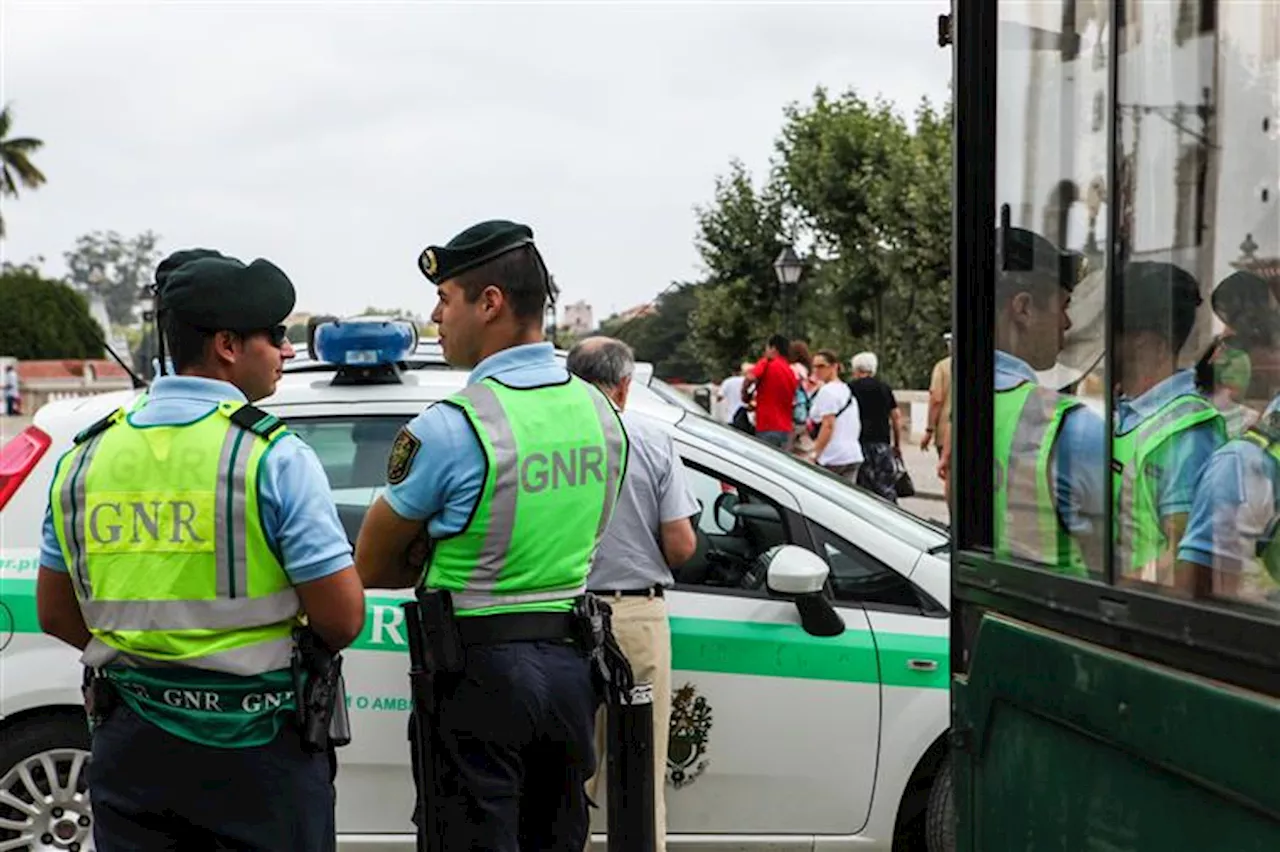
[386, 427, 422, 485]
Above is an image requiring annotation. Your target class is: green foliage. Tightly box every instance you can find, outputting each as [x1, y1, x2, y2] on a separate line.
[64, 230, 163, 326]
[0, 264, 104, 359]
[599, 283, 709, 383]
[0, 103, 48, 239]
[682, 87, 952, 388]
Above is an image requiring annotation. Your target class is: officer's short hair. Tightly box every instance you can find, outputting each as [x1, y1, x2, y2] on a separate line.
[851, 351, 878, 375]
[161, 313, 215, 372]
[453, 245, 548, 324]
[566, 337, 635, 389]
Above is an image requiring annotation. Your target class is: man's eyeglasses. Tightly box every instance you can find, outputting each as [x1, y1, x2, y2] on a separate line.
[264, 325, 288, 348]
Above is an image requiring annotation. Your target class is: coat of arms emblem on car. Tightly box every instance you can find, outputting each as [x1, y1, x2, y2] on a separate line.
[666, 683, 713, 789]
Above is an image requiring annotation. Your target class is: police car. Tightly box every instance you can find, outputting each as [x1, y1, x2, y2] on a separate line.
[0, 319, 954, 852]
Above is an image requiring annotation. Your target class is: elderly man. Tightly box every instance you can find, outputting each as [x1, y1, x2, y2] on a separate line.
[566, 336, 698, 852]
[848, 351, 904, 502]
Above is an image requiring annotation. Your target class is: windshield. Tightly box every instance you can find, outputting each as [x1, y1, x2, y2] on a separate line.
[678, 415, 951, 553]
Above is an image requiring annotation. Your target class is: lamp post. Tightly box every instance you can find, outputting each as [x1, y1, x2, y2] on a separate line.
[773, 247, 803, 339]
[137, 287, 157, 378]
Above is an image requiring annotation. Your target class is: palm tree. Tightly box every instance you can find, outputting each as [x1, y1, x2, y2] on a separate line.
[0, 103, 48, 239]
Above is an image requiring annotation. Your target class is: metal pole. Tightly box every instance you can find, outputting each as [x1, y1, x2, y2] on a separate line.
[606, 683, 656, 852]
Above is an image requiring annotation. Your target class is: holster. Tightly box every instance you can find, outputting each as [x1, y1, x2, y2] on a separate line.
[572, 594, 636, 708]
[82, 667, 118, 732]
[292, 627, 352, 754]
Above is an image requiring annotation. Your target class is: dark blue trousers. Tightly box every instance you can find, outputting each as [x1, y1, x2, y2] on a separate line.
[89, 705, 335, 852]
[426, 640, 597, 852]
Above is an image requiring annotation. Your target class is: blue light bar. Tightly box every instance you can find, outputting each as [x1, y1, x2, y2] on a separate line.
[313, 318, 418, 367]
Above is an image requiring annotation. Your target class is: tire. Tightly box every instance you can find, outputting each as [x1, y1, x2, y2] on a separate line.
[924, 751, 956, 852]
[0, 712, 95, 852]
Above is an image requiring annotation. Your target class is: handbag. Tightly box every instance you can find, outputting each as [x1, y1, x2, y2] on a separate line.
[806, 389, 854, 441]
[893, 454, 916, 498]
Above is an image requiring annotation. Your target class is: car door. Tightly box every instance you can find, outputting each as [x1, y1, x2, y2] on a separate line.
[650, 442, 881, 844]
[281, 411, 420, 836]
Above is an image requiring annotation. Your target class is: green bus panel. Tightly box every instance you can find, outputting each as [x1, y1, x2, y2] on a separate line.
[954, 613, 1280, 851]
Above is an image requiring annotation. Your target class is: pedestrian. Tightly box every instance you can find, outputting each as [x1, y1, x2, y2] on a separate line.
[742, 333, 799, 451]
[789, 340, 818, 457]
[3, 364, 20, 415]
[567, 336, 699, 852]
[922, 332, 952, 466]
[353, 220, 630, 852]
[35, 248, 366, 851]
[847, 351, 904, 502]
[806, 349, 863, 482]
[717, 361, 753, 431]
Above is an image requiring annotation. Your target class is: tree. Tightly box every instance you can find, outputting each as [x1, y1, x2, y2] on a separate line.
[0, 264, 104, 359]
[684, 87, 953, 387]
[686, 161, 795, 378]
[64, 230, 163, 326]
[600, 283, 709, 383]
[0, 104, 47, 239]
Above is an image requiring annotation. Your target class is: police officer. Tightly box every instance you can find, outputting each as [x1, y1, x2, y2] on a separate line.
[1113, 261, 1226, 589]
[34, 249, 366, 851]
[976, 226, 1106, 574]
[567, 336, 699, 852]
[353, 220, 629, 852]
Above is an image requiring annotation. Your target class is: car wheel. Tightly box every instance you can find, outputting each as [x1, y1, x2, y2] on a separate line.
[924, 751, 956, 852]
[0, 713, 95, 852]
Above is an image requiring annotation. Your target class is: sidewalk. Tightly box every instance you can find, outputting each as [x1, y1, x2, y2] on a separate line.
[1, 415, 33, 443]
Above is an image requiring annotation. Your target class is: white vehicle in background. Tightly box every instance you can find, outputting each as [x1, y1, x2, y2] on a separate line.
[0, 319, 954, 851]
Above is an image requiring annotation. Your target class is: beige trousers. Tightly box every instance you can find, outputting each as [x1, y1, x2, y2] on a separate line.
[584, 593, 671, 852]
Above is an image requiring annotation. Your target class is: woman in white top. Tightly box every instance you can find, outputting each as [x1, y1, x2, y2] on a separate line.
[807, 349, 864, 483]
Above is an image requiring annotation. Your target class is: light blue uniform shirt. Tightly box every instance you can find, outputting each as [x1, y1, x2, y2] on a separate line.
[1114, 369, 1225, 521]
[1178, 394, 1280, 569]
[384, 343, 567, 531]
[996, 351, 1106, 535]
[40, 376, 353, 584]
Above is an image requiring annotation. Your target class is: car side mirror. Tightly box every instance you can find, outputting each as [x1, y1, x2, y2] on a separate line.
[764, 545, 845, 637]
[713, 492, 740, 533]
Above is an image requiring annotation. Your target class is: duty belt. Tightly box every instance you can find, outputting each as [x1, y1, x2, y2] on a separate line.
[454, 611, 577, 646]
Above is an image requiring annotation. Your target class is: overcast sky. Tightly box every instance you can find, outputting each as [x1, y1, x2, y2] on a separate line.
[1, 0, 950, 324]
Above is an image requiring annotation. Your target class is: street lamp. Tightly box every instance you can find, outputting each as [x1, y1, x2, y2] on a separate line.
[773, 247, 804, 339]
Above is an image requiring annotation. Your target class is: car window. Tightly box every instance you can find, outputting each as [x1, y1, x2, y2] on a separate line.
[674, 460, 792, 591]
[678, 415, 950, 553]
[810, 522, 929, 611]
[287, 415, 411, 542]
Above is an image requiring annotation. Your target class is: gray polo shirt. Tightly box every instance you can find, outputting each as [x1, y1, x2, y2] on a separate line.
[589, 409, 699, 590]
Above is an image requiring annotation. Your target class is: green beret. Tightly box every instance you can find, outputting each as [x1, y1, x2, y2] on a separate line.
[418, 220, 536, 284]
[154, 248, 227, 289]
[159, 256, 296, 331]
[996, 227, 1083, 291]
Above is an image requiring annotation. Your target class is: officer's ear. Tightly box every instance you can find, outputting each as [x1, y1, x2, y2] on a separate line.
[209, 330, 243, 365]
[1008, 291, 1036, 327]
[477, 284, 506, 321]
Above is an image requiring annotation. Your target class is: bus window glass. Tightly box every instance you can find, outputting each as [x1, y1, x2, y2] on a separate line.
[993, 0, 1111, 579]
[1151, 2, 1280, 614]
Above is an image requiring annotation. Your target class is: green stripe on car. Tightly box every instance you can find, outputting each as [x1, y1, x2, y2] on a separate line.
[0, 585, 948, 689]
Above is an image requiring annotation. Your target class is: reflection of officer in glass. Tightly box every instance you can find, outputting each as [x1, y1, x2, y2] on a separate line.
[1113, 261, 1226, 590]
[35, 250, 365, 850]
[354, 221, 629, 852]
[990, 227, 1106, 574]
[1178, 271, 1280, 603]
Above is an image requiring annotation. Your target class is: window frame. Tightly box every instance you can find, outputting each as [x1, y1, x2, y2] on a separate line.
[670, 455, 813, 601]
[807, 520, 948, 619]
[952, 0, 1280, 696]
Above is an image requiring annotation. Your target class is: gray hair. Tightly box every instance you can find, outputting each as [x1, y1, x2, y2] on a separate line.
[566, 336, 635, 388]
[851, 351, 878, 375]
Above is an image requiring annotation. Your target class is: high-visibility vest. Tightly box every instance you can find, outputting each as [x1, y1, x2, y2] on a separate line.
[1113, 392, 1225, 577]
[426, 377, 629, 616]
[1236, 428, 1280, 587]
[993, 380, 1088, 576]
[49, 400, 299, 677]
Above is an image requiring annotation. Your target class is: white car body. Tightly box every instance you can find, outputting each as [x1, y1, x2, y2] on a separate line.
[0, 347, 952, 851]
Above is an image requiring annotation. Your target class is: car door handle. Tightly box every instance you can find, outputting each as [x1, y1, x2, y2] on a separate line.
[907, 659, 938, 672]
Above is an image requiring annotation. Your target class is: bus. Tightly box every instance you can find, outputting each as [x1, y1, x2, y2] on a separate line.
[946, 1, 1280, 849]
